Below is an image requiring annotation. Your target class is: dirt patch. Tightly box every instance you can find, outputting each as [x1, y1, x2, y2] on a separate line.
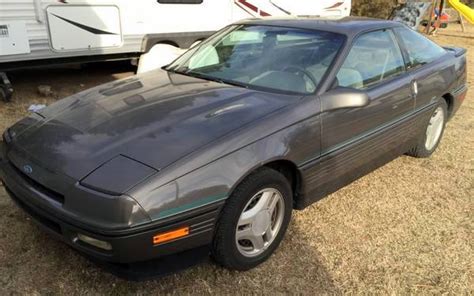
[0, 25, 473, 295]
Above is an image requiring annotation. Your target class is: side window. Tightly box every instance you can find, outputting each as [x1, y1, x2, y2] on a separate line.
[395, 27, 446, 68]
[336, 30, 405, 89]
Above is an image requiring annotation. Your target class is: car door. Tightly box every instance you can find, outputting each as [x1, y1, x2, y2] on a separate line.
[302, 29, 416, 201]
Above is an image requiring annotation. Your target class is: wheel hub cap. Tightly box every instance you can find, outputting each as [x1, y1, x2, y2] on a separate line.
[425, 106, 445, 150]
[235, 188, 285, 257]
[251, 210, 271, 235]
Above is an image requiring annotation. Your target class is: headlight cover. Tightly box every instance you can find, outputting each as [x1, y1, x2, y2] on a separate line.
[80, 155, 158, 195]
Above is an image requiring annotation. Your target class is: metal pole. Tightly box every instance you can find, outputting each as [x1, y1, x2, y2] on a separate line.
[426, 0, 437, 34]
[459, 12, 466, 32]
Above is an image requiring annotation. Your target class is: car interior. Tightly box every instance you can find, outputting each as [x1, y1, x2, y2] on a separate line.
[180, 26, 408, 95]
[185, 27, 345, 94]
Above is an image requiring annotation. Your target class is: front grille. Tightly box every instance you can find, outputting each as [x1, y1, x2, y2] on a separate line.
[5, 185, 62, 234]
[9, 162, 65, 205]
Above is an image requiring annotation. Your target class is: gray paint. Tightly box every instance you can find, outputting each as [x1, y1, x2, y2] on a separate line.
[320, 87, 370, 112]
[0, 18, 467, 260]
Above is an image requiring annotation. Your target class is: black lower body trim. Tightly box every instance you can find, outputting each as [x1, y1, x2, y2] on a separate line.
[3, 181, 222, 264]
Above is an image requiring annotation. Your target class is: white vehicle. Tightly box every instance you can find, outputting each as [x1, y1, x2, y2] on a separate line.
[0, 0, 351, 100]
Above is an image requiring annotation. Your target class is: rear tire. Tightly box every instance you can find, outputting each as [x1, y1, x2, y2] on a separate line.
[211, 168, 292, 271]
[407, 99, 448, 158]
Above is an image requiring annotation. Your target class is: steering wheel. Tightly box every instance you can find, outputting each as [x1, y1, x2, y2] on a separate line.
[281, 66, 318, 91]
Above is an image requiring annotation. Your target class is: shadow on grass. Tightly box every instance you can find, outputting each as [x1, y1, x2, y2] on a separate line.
[0, 187, 337, 294]
[6, 61, 136, 84]
[1, 61, 135, 104]
[105, 219, 339, 294]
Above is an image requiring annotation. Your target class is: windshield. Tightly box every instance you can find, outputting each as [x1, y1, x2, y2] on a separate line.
[166, 25, 345, 95]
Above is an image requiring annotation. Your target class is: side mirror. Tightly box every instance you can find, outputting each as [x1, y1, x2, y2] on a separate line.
[320, 87, 370, 112]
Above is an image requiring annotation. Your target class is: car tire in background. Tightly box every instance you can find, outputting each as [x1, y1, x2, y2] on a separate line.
[211, 168, 292, 271]
[407, 99, 448, 158]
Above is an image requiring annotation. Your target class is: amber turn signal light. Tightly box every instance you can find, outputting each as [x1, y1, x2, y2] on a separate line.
[153, 226, 189, 245]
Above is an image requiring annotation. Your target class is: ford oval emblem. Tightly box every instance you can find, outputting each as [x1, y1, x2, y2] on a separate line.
[23, 165, 33, 174]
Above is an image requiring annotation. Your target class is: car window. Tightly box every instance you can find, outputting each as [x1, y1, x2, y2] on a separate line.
[395, 27, 446, 68]
[336, 29, 406, 89]
[166, 25, 346, 95]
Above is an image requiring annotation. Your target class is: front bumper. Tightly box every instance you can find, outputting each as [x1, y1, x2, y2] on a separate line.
[0, 141, 224, 264]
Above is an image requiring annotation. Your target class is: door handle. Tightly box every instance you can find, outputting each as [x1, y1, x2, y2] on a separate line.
[411, 81, 418, 97]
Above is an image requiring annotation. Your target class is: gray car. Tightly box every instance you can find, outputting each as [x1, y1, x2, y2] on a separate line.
[0, 17, 467, 273]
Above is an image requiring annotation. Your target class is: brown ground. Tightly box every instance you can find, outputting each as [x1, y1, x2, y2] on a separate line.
[0, 24, 473, 295]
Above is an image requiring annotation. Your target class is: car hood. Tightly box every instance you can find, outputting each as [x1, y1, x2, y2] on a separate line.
[10, 70, 297, 181]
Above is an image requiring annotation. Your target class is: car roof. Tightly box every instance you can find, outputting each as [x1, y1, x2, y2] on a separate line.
[235, 16, 404, 36]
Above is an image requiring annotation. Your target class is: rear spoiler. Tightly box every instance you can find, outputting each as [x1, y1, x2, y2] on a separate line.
[444, 46, 467, 58]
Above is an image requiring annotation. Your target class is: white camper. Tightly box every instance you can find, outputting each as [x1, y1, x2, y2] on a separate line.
[0, 0, 351, 100]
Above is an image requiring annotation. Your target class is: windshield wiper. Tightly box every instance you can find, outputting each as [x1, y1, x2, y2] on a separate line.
[171, 70, 249, 89]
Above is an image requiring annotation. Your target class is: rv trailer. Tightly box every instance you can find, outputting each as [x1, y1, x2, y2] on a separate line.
[0, 0, 352, 101]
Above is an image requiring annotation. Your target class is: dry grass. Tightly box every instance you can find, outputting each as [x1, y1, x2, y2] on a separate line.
[0, 25, 473, 295]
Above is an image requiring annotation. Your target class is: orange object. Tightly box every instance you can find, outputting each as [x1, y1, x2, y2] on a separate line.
[153, 227, 189, 245]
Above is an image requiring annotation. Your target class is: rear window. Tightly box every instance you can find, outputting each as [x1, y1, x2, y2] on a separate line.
[395, 27, 446, 68]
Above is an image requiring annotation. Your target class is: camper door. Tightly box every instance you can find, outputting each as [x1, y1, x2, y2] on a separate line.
[46, 5, 122, 51]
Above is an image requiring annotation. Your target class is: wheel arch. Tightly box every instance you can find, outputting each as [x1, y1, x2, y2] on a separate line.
[153, 40, 180, 48]
[442, 93, 455, 118]
[191, 39, 205, 47]
[141, 31, 215, 53]
[228, 159, 304, 210]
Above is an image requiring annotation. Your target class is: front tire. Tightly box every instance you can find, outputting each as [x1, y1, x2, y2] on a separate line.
[211, 168, 292, 271]
[407, 99, 448, 158]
